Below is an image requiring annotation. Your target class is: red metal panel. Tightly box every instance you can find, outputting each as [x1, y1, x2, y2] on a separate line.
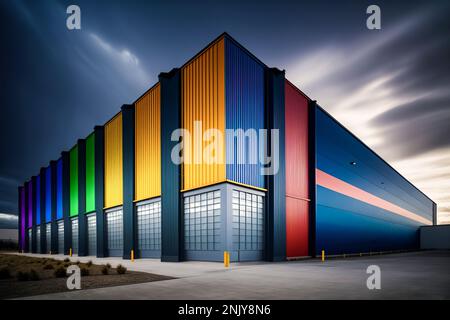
[285, 80, 310, 257]
[285, 81, 309, 198]
[286, 197, 309, 257]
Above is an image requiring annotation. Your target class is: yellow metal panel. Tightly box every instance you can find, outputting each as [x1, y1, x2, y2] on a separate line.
[104, 113, 123, 208]
[135, 84, 161, 201]
[181, 38, 226, 190]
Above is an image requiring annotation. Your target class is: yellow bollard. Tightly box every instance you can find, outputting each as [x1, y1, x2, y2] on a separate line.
[321, 250, 325, 262]
[224, 251, 230, 268]
[131, 250, 134, 262]
[69, 248, 72, 257]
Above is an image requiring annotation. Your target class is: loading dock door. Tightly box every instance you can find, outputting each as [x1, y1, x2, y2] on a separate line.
[106, 207, 123, 257]
[87, 214, 97, 256]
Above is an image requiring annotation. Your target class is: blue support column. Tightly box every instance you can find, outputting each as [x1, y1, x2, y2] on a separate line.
[308, 100, 317, 257]
[265, 67, 286, 262]
[50, 161, 58, 253]
[31, 176, 37, 253]
[77, 139, 88, 256]
[122, 104, 136, 260]
[159, 68, 183, 262]
[62, 151, 72, 255]
[24, 181, 29, 252]
[18, 186, 23, 253]
[94, 125, 106, 257]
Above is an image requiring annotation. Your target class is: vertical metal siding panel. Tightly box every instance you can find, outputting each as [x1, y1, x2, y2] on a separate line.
[70, 146, 79, 216]
[285, 81, 310, 257]
[36, 175, 41, 225]
[315, 107, 433, 254]
[56, 158, 63, 219]
[45, 167, 52, 222]
[285, 82, 309, 198]
[28, 180, 33, 226]
[225, 39, 265, 188]
[286, 198, 309, 257]
[135, 84, 161, 201]
[85, 133, 96, 212]
[104, 113, 123, 208]
[181, 38, 225, 190]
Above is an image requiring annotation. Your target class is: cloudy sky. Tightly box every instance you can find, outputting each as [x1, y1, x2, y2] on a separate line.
[0, 0, 449, 224]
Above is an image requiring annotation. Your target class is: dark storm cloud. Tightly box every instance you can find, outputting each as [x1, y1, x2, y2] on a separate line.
[285, 2, 450, 222]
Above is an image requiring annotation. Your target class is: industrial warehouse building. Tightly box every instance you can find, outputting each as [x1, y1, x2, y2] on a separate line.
[17, 33, 437, 262]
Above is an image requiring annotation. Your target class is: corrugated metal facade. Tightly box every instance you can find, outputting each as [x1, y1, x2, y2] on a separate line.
[104, 113, 123, 208]
[181, 38, 225, 191]
[70, 146, 79, 216]
[56, 158, 63, 220]
[19, 33, 436, 262]
[285, 81, 310, 257]
[225, 39, 265, 189]
[135, 84, 161, 201]
[45, 166, 52, 222]
[36, 175, 41, 225]
[315, 106, 433, 255]
[85, 133, 95, 213]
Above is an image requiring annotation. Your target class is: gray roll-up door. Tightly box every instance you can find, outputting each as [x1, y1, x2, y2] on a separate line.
[87, 214, 97, 256]
[57, 220, 64, 254]
[71, 217, 79, 254]
[36, 227, 41, 253]
[136, 199, 161, 258]
[106, 207, 123, 257]
[46, 223, 51, 254]
[28, 229, 32, 253]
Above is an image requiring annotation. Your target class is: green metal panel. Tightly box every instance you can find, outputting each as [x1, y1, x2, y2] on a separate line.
[70, 146, 79, 216]
[85, 133, 95, 213]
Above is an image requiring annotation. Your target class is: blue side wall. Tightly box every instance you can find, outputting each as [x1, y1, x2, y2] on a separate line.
[315, 106, 434, 255]
[225, 38, 265, 189]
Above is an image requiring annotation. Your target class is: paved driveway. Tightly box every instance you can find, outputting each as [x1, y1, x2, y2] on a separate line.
[12, 250, 450, 300]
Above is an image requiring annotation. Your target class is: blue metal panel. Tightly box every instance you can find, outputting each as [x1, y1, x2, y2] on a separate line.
[315, 106, 434, 254]
[56, 159, 63, 220]
[225, 38, 265, 189]
[45, 166, 52, 222]
[315, 107, 433, 221]
[36, 175, 41, 225]
[316, 186, 419, 255]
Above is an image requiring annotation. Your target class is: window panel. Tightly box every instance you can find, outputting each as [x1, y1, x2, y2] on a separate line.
[137, 201, 161, 251]
[87, 215, 96, 255]
[232, 190, 264, 251]
[106, 209, 123, 250]
[184, 190, 221, 251]
[71, 218, 79, 254]
[58, 221, 64, 254]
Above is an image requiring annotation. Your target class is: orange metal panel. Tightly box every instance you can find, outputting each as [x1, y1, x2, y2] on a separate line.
[135, 84, 161, 201]
[104, 113, 123, 208]
[181, 37, 226, 191]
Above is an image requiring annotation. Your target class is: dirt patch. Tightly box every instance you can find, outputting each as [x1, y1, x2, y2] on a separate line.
[0, 254, 174, 299]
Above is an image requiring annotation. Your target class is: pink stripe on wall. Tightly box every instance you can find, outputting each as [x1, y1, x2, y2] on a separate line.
[316, 169, 432, 225]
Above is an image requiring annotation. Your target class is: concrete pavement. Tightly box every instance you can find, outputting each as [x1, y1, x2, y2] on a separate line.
[10, 250, 450, 300]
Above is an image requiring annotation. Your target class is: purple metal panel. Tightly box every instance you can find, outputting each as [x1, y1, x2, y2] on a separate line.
[28, 180, 33, 227]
